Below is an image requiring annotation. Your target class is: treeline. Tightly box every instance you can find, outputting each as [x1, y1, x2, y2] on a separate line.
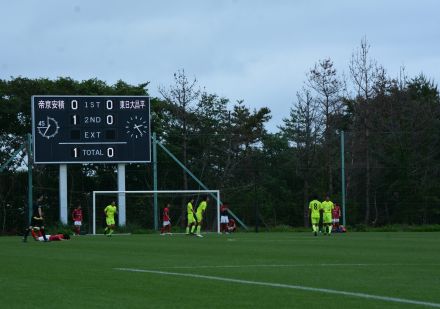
[1, 39, 439, 233]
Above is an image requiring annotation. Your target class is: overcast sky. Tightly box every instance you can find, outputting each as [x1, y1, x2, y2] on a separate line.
[1, 0, 439, 131]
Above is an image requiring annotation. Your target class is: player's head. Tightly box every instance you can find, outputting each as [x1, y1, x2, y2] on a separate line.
[325, 194, 330, 201]
[63, 233, 71, 240]
[111, 201, 116, 206]
[204, 195, 209, 201]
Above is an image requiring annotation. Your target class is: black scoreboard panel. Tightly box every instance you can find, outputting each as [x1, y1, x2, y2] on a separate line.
[32, 96, 151, 164]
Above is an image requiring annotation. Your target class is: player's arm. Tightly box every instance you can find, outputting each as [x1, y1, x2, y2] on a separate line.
[38, 206, 43, 218]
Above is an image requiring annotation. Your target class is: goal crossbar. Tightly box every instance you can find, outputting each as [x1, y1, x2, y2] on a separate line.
[92, 190, 221, 235]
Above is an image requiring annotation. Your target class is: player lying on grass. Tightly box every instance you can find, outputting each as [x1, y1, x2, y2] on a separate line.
[31, 228, 71, 241]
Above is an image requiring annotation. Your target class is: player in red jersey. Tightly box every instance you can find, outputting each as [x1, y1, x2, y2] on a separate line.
[31, 228, 70, 241]
[227, 218, 236, 232]
[220, 203, 229, 233]
[332, 203, 341, 231]
[72, 204, 83, 235]
[160, 203, 172, 235]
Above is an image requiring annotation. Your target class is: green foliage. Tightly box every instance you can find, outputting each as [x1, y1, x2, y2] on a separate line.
[1, 66, 440, 234]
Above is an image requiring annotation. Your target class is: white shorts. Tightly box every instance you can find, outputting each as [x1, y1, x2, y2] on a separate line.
[332, 218, 339, 224]
[163, 220, 171, 227]
[74, 221, 82, 226]
[220, 216, 229, 224]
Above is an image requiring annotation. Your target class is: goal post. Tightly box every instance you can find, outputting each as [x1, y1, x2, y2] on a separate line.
[92, 190, 221, 235]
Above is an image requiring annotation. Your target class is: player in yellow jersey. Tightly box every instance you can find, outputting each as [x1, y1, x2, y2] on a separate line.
[195, 196, 209, 238]
[308, 196, 322, 236]
[185, 198, 196, 235]
[104, 201, 118, 236]
[321, 195, 334, 235]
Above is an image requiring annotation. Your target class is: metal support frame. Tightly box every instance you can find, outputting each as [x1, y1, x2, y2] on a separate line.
[341, 130, 346, 226]
[154, 137, 248, 231]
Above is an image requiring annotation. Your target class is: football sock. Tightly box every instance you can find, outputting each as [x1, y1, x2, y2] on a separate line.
[196, 225, 201, 235]
[312, 225, 317, 232]
[23, 228, 30, 240]
[40, 228, 48, 241]
[104, 227, 108, 235]
[191, 225, 195, 233]
[328, 226, 332, 234]
[108, 229, 113, 235]
[185, 227, 189, 234]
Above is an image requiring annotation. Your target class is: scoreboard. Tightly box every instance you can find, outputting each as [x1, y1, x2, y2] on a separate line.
[31, 95, 151, 164]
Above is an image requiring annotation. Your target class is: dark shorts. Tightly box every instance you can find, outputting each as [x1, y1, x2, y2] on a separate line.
[31, 217, 44, 228]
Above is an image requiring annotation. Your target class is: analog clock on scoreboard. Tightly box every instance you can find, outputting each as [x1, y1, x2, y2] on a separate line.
[31, 95, 151, 164]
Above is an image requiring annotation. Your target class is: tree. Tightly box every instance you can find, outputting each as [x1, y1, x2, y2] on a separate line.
[307, 58, 343, 194]
[348, 37, 386, 224]
[280, 88, 321, 226]
[158, 69, 200, 191]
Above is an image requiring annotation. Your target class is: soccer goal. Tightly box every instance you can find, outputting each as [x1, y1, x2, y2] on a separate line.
[92, 190, 221, 235]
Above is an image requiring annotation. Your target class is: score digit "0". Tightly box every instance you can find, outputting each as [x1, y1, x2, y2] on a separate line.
[107, 147, 114, 158]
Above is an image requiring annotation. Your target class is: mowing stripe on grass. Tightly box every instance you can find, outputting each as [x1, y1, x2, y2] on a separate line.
[115, 267, 440, 308]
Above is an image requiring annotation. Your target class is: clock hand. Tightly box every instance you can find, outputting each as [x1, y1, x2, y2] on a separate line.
[133, 124, 143, 136]
[43, 123, 51, 136]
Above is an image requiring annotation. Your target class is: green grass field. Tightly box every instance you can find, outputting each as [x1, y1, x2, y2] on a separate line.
[1, 232, 440, 309]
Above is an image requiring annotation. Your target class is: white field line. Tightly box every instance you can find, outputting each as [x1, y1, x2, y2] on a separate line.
[151, 263, 440, 269]
[114, 267, 440, 308]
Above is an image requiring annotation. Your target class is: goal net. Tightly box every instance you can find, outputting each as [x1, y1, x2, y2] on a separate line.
[92, 190, 221, 235]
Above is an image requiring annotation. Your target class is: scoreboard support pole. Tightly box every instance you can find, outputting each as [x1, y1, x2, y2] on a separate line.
[117, 164, 126, 226]
[59, 164, 68, 224]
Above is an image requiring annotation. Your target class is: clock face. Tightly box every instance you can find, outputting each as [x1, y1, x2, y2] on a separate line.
[37, 116, 60, 139]
[125, 115, 148, 139]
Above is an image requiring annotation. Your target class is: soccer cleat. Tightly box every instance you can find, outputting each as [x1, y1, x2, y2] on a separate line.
[196, 234, 203, 238]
